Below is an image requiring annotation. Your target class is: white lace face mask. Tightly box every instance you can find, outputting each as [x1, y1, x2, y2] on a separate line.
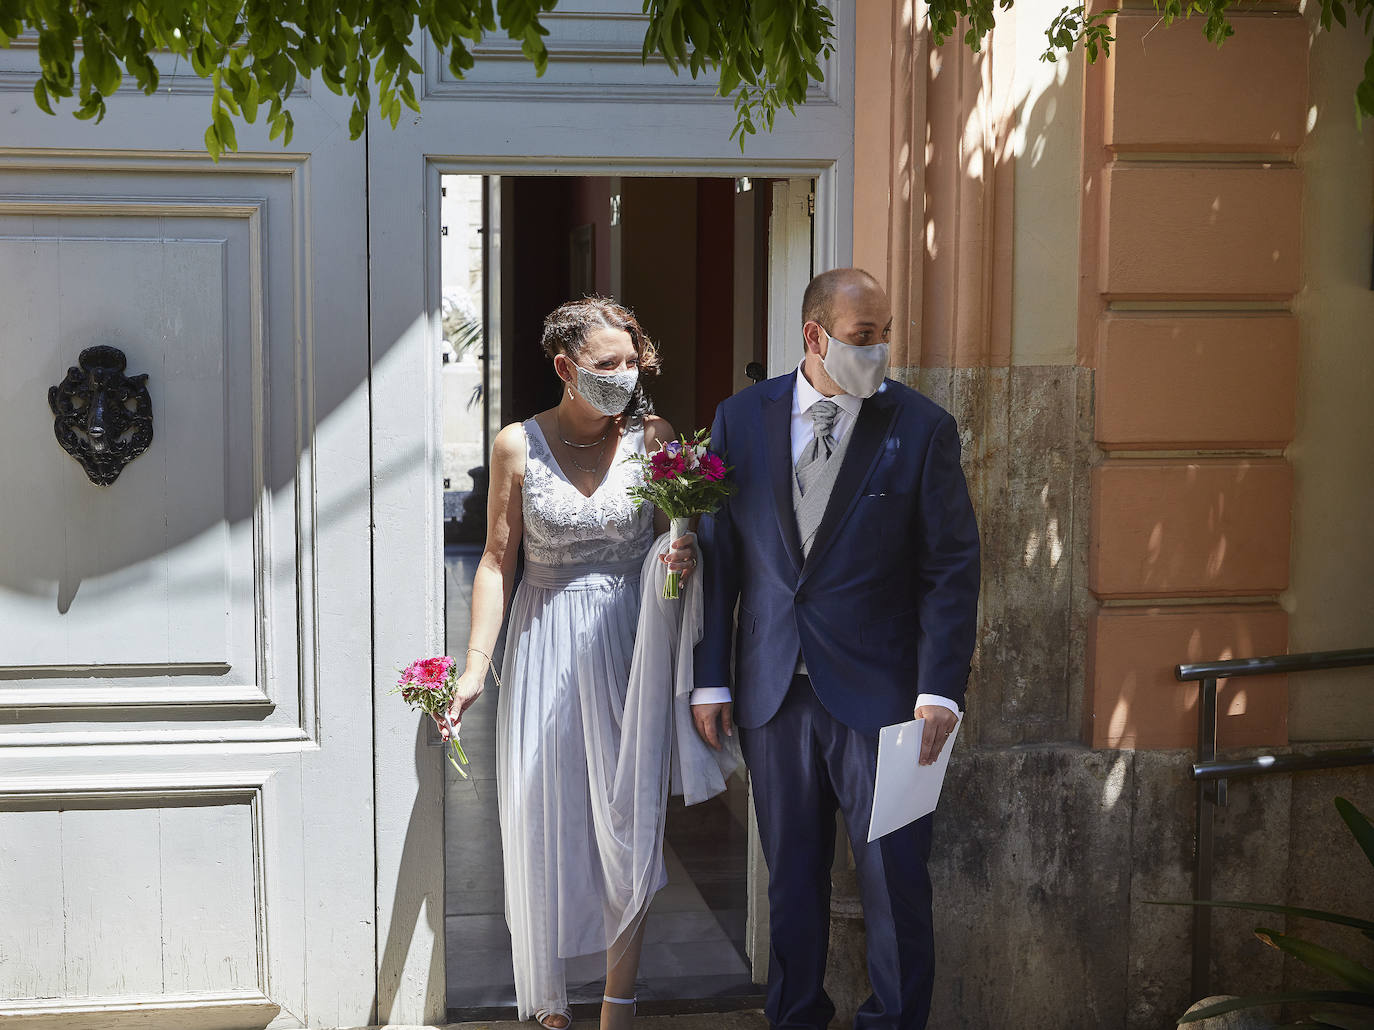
[573, 361, 638, 416]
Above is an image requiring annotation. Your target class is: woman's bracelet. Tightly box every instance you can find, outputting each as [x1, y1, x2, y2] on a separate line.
[467, 647, 502, 688]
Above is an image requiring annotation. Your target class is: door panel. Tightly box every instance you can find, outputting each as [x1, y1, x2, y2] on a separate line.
[0, 84, 375, 1030]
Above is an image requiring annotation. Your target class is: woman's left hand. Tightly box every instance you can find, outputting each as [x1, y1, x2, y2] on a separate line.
[661, 530, 698, 582]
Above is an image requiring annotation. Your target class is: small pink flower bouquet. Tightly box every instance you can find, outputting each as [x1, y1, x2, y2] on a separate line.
[395, 656, 470, 777]
[627, 429, 736, 599]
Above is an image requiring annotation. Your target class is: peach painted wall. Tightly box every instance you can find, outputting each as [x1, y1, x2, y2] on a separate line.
[853, 0, 1337, 751]
[1285, 8, 1374, 741]
[1083, 9, 1309, 748]
[853, 0, 1084, 371]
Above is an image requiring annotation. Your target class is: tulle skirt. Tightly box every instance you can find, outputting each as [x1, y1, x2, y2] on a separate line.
[495, 557, 667, 1018]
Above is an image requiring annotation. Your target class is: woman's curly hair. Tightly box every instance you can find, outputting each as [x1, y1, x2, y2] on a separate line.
[540, 297, 660, 421]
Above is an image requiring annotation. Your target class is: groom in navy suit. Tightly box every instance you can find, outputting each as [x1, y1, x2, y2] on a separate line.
[692, 268, 980, 1030]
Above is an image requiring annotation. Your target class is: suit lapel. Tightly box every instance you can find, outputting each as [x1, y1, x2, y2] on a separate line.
[762, 378, 804, 576]
[799, 388, 898, 580]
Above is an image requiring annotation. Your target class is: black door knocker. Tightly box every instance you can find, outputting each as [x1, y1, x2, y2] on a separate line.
[48, 345, 154, 486]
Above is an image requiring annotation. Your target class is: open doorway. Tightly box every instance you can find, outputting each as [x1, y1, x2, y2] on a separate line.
[439, 173, 792, 1017]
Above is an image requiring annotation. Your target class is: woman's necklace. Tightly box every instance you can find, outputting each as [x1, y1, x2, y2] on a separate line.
[556, 410, 612, 448]
[555, 410, 615, 474]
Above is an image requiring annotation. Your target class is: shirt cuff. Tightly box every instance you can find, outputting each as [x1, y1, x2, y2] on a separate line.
[915, 693, 961, 716]
[691, 687, 733, 706]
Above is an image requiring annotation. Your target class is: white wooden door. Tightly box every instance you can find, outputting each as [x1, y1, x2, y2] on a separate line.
[368, 4, 854, 1022]
[0, 53, 376, 1030]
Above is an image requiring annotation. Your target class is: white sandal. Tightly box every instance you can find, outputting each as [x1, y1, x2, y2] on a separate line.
[603, 994, 637, 1013]
[536, 1008, 572, 1029]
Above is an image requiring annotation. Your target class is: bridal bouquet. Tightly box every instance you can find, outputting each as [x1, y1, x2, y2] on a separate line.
[627, 429, 735, 599]
[394, 656, 470, 777]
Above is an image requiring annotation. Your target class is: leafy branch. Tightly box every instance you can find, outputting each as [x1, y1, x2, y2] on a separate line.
[2, 0, 1370, 158]
[0, 0, 835, 155]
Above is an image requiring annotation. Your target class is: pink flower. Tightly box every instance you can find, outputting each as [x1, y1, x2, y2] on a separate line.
[418, 656, 453, 683]
[699, 453, 726, 481]
[650, 449, 686, 481]
[401, 656, 454, 690]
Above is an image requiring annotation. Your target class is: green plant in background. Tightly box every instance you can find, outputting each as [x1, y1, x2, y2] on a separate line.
[1172, 797, 1374, 1028]
[441, 297, 484, 409]
[442, 299, 483, 360]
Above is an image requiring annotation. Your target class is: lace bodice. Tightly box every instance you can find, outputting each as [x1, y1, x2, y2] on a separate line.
[521, 419, 654, 568]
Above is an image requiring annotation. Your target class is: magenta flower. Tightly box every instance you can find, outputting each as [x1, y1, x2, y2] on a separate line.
[650, 449, 686, 481]
[698, 453, 726, 481]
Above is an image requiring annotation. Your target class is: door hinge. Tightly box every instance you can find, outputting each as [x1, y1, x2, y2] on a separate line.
[807, 191, 815, 217]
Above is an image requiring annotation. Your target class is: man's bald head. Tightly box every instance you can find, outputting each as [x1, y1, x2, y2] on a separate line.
[801, 267, 884, 330]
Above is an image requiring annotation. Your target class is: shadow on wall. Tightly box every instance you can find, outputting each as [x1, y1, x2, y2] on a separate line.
[373, 716, 446, 1025]
[907, 22, 1092, 753]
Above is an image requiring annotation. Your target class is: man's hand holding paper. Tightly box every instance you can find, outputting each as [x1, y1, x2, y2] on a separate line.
[868, 711, 962, 842]
[916, 703, 959, 765]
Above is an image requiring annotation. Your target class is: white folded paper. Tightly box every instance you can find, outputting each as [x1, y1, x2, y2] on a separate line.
[867, 716, 961, 842]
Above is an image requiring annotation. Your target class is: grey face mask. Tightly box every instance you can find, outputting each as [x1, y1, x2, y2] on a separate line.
[574, 362, 638, 416]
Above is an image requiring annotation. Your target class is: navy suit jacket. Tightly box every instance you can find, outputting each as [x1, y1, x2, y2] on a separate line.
[693, 373, 980, 734]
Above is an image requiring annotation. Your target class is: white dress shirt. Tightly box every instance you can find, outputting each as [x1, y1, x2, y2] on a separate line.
[691, 364, 959, 718]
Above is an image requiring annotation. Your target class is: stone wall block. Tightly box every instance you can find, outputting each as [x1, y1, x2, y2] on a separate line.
[909, 367, 1093, 747]
[989, 368, 1082, 741]
[1209, 772, 1293, 999]
[1126, 752, 1291, 1027]
[1282, 768, 1374, 992]
[1126, 749, 1200, 1030]
[1088, 606, 1289, 749]
[1096, 315, 1300, 450]
[1073, 370, 1100, 735]
[930, 746, 1134, 1029]
[1090, 459, 1294, 598]
[912, 365, 996, 748]
[1106, 13, 1308, 154]
[1099, 165, 1303, 299]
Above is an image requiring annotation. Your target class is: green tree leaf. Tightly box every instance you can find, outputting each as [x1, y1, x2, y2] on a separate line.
[1336, 797, 1374, 868]
[1253, 928, 1374, 993]
[33, 79, 55, 115]
[1148, 899, 1374, 935]
[1179, 993, 1374, 1023]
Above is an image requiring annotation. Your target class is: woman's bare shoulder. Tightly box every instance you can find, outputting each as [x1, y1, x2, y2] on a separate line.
[491, 422, 528, 474]
[641, 414, 675, 450]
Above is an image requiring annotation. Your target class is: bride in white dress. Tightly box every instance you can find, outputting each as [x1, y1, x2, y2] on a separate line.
[438, 298, 698, 1030]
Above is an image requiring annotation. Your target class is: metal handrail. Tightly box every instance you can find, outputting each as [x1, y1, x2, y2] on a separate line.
[1194, 747, 1374, 780]
[1173, 646, 1374, 1002]
[1177, 647, 1374, 682]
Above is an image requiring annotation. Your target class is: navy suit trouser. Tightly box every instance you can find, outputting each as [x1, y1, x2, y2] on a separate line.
[740, 675, 935, 1030]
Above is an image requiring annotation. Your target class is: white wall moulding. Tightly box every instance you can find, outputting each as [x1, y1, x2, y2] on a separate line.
[422, 2, 838, 105]
[0, 158, 320, 745]
[0, 34, 309, 99]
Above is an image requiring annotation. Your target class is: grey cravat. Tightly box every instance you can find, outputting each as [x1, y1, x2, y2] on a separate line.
[796, 399, 840, 496]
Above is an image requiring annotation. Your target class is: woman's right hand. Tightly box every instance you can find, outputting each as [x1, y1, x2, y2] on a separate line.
[436, 669, 486, 741]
